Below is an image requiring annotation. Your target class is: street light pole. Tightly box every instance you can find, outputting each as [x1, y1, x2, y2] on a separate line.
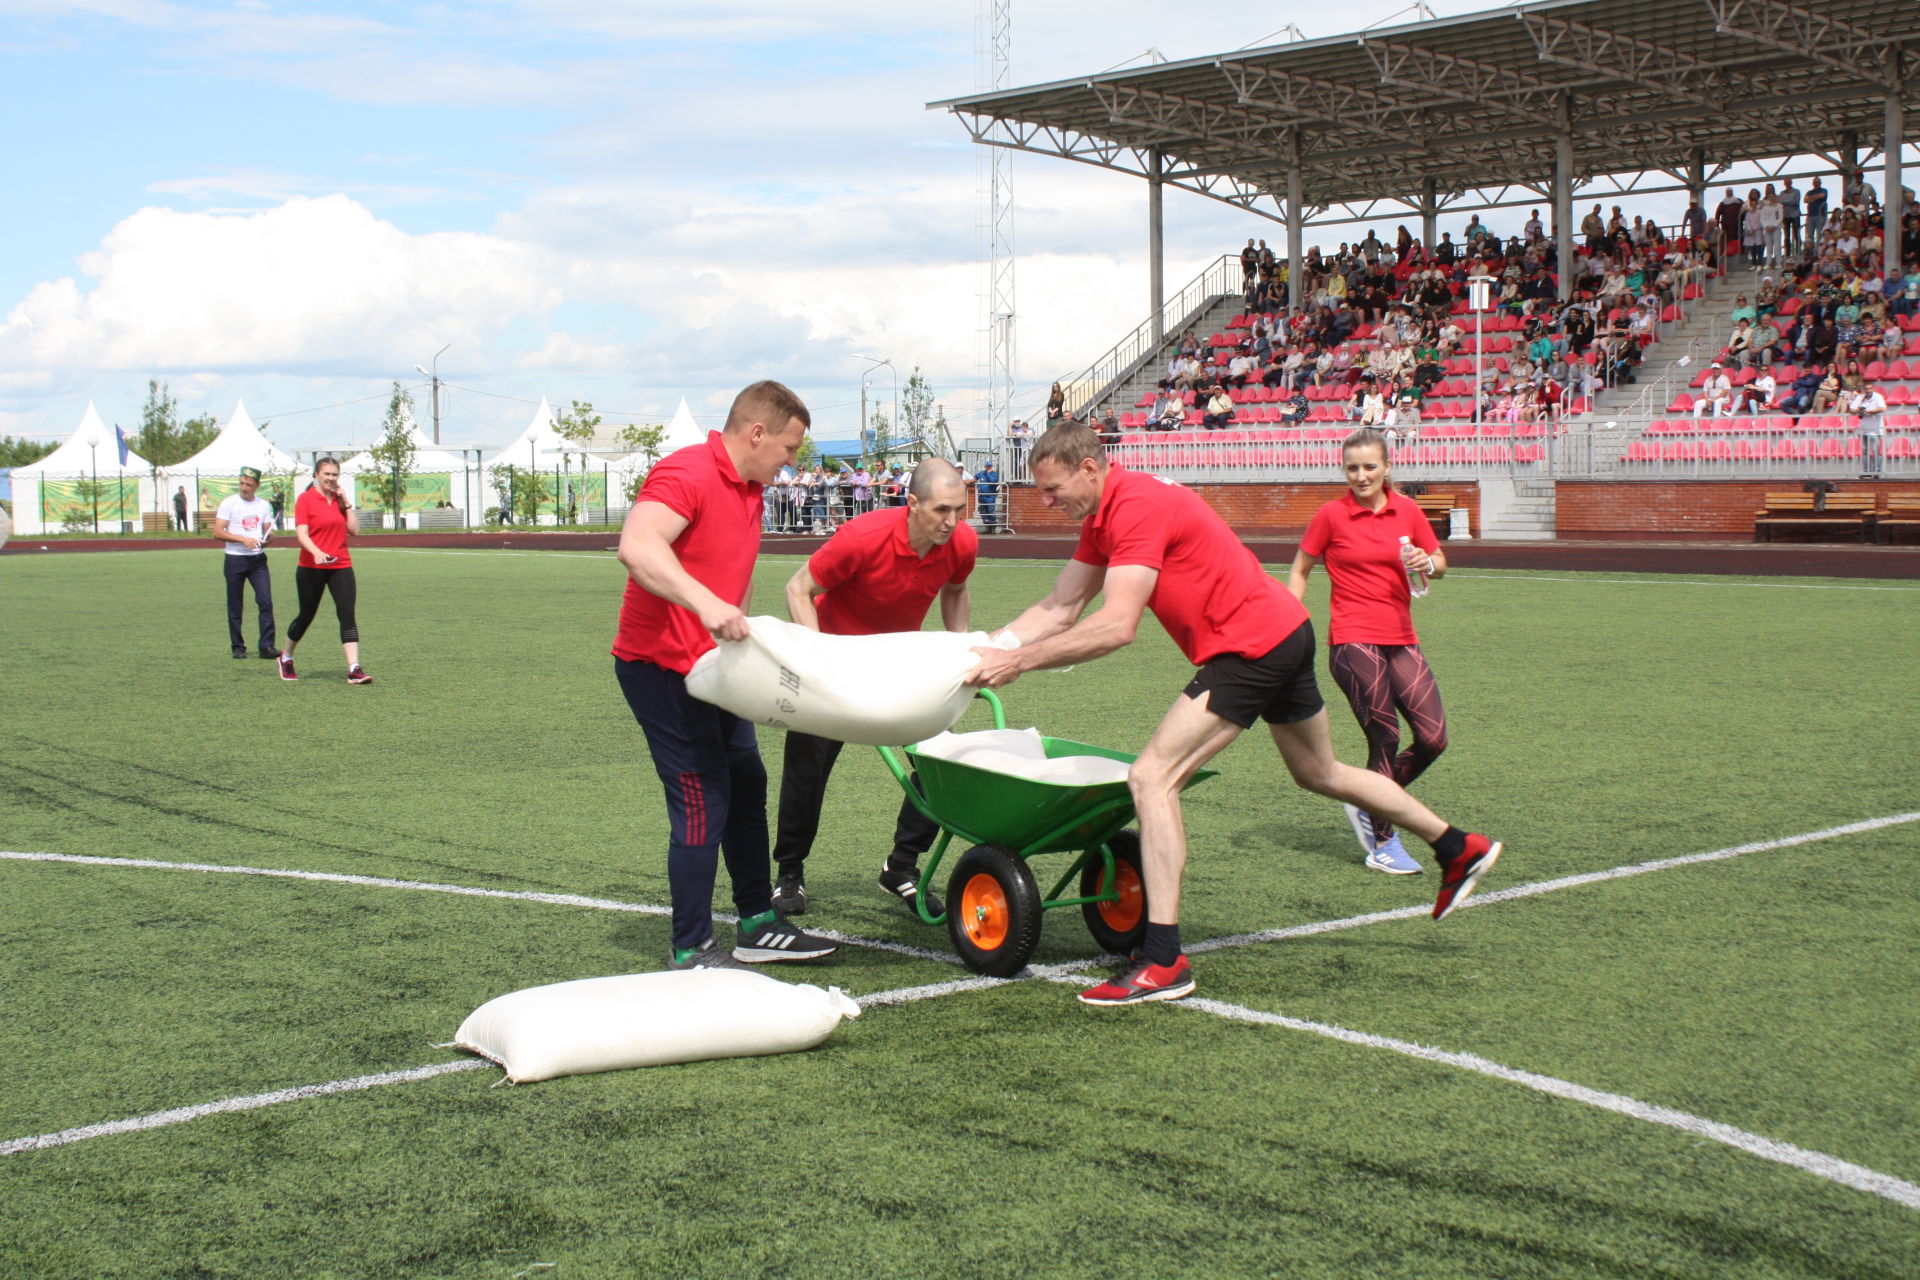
[89, 437, 99, 532]
[852, 355, 893, 458]
[1468, 274, 1496, 427]
[414, 343, 451, 445]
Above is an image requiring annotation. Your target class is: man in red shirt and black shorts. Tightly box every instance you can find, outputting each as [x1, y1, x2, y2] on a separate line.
[971, 422, 1501, 1006]
[614, 380, 838, 971]
[770, 458, 977, 918]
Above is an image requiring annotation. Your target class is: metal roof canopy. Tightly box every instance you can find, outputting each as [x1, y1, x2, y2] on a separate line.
[930, 0, 1917, 231]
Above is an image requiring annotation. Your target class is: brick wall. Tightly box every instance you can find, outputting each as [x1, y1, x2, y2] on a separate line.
[1556, 480, 1920, 538]
[1008, 481, 1482, 536]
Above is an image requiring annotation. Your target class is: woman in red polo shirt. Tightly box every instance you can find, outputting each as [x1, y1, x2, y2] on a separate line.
[1287, 427, 1447, 875]
[278, 456, 371, 684]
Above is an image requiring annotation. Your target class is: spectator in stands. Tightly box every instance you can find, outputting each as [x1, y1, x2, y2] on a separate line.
[1809, 365, 1845, 415]
[1149, 384, 1185, 431]
[1227, 343, 1260, 387]
[1434, 232, 1457, 266]
[1780, 179, 1803, 254]
[1878, 318, 1905, 364]
[1715, 187, 1746, 262]
[1201, 383, 1235, 430]
[1280, 389, 1310, 424]
[975, 458, 1001, 529]
[1806, 316, 1839, 367]
[1581, 204, 1606, 252]
[1726, 317, 1759, 368]
[1683, 197, 1707, 244]
[1241, 239, 1258, 285]
[1758, 186, 1785, 266]
[1851, 383, 1888, 477]
[1251, 323, 1273, 362]
[1360, 379, 1388, 426]
[1045, 382, 1066, 427]
[1733, 369, 1777, 416]
[1009, 418, 1032, 451]
[1779, 366, 1824, 417]
[1749, 314, 1783, 366]
[1390, 377, 1423, 434]
[1099, 408, 1121, 441]
[1693, 362, 1733, 420]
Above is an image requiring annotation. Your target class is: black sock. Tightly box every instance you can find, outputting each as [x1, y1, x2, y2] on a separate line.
[1429, 826, 1467, 862]
[1141, 922, 1181, 967]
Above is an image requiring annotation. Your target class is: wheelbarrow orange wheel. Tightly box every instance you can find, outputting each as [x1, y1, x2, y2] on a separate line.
[1079, 830, 1149, 955]
[946, 843, 1042, 977]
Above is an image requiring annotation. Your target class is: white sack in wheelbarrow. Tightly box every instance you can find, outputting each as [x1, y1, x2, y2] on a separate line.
[913, 727, 1134, 786]
[454, 969, 861, 1084]
[686, 615, 1006, 746]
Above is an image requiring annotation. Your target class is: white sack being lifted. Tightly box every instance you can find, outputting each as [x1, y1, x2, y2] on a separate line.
[687, 615, 1004, 746]
[455, 969, 861, 1085]
[914, 727, 1134, 786]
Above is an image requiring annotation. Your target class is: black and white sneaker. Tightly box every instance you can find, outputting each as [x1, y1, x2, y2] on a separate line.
[733, 914, 837, 963]
[668, 940, 755, 972]
[771, 869, 807, 916]
[878, 864, 944, 917]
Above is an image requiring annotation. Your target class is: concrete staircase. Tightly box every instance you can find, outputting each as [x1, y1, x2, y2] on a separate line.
[1091, 295, 1244, 416]
[1477, 475, 1557, 540]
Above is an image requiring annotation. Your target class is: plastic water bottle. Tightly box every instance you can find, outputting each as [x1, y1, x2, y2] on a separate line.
[1399, 535, 1430, 599]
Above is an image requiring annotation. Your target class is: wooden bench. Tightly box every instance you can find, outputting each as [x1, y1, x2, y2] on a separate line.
[1753, 492, 1880, 543]
[417, 508, 465, 529]
[1876, 497, 1920, 544]
[1411, 493, 1456, 539]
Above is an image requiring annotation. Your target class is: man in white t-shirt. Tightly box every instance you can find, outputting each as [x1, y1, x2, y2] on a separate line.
[1850, 386, 1888, 477]
[214, 465, 277, 659]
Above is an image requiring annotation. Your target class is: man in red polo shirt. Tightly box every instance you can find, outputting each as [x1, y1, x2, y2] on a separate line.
[769, 458, 977, 918]
[970, 422, 1501, 1006]
[614, 380, 838, 972]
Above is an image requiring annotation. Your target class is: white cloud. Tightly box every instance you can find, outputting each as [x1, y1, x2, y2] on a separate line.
[0, 195, 563, 374]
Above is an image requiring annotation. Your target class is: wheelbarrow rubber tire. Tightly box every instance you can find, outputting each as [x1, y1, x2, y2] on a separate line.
[947, 843, 1043, 977]
[1079, 829, 1149, 956]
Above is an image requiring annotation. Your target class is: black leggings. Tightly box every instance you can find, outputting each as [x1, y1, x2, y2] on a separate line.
[288, 566, 359, 644]
[1327, 642, 1448, 844]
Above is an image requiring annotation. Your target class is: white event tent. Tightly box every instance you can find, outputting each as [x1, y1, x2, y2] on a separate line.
[483, 398, 619, 525]
[8, 402, 155, 535]
[340, 410, 481, 524]
[170, 400, 303, 524]
[607, 398, 707, 501]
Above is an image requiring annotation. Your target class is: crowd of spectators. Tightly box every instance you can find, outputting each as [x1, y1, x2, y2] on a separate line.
[1053, 212, 1718, 440]
[764, 459, 1004, 533]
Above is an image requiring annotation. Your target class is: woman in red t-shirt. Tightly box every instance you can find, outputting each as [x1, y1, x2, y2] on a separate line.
[1287, 427, 1447, 875]
[278, 456, 371, 684]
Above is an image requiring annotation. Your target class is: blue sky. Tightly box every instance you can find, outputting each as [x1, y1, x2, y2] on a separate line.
[0, 0, 1560, 452]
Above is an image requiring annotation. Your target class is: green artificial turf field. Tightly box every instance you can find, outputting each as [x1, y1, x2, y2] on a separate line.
[2, 544, 1916, 1279]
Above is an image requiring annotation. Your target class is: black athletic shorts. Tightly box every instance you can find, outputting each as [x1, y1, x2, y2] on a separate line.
[1183, 620, 1324, 729]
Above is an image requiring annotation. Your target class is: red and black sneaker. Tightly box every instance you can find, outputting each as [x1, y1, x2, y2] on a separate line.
[1433, 834, 1502, 921]
[276, 653, 297, 682]
[1078, 954, 1194, 1007]
[347, 665, 373, 685]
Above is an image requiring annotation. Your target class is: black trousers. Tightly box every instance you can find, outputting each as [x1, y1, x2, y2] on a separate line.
[288, 566, 358, 644]
[222, 554, 276, 653]
[772, 729, 940, 875]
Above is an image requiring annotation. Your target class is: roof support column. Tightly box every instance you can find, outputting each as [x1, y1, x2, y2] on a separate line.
[1554, 95, 1574, 303]
[1148, 147, 1166, 344]
[1687, 147, 1705, 212]
[1841, 130, 1860, 205]
[1287, 129, 1305, 319]
[1420, 179, 1438, 257]
[1885, 90, 1905, 280]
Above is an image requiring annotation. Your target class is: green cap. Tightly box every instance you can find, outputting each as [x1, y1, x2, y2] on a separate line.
[239, 466, 263, 481]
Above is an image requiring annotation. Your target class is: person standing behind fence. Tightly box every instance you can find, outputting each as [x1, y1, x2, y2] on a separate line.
[975, 458, 1001, 532]
[613, 380, 837, 971]
[1288, 429, 1449, 877]
[279, 457, 371, 685]
[173, 485, 190, 532]
[214, 465, 277, 661]
[1851, 384, 1888, 478]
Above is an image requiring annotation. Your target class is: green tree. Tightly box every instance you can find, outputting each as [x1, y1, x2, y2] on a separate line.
[615, 421, 666, 469]
[357, 382, 418, 522]
[867, 411, 893, 465]
[0, 435, 57, 468]
[488, 463, 553, 526]
[131, 380, 218, 468]
[795, 434, 820, 469]
[901, 367, 936, 446]
[553, 400, 603, 522]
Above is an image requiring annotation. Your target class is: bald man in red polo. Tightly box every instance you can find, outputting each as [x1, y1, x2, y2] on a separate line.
[771, 459, 977, 918]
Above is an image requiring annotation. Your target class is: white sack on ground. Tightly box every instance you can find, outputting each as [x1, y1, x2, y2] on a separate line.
[913, 728, 1132, 785]
[687, 616, 1004, 746]
[455, 969, 861, 1084]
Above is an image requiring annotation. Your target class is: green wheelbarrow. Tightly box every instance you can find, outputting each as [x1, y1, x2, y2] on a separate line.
[875, 689, 1217, 977]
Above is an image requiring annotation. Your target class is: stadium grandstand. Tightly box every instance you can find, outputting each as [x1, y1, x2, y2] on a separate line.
[930, 0, 1920, 541]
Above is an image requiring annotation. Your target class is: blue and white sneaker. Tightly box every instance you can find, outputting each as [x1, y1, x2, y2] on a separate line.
[1343, 802, 1378, 856]
[1365, 834, 1424, 875]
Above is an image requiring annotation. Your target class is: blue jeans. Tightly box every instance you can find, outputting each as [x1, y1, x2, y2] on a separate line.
[615, 657, 773, 952]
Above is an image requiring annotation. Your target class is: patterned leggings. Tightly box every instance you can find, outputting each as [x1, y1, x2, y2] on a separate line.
[1327, 642, 1448, 844]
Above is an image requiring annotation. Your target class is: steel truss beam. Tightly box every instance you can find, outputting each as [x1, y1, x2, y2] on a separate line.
[1706, 0, 1906, 87]
[1360, 38, 1563, 121]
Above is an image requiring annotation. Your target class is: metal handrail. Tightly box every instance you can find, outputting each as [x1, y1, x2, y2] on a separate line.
[1061, 254, 1242, 417]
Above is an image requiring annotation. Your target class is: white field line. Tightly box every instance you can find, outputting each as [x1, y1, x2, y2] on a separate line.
[1188, 810, 1920, 954]
[0, 852, 960, 967]
[1172, 991, 1920, 1213]
[0, 1060, 491, 1156]
[6, 810, 1918, 1204]
[1448, 572, 1920, 592]
[0, 964, 1085, 1157]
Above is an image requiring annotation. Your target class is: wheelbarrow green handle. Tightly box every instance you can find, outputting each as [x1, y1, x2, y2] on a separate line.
[874, 687, 1007, 796]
